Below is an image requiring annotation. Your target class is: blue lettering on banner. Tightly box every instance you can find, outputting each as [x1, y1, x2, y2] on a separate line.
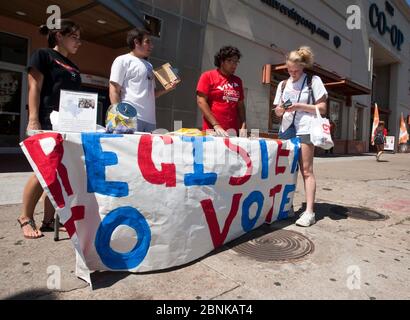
[182, 136, 217, 186]
[259, 140, 269, 179]
[290, 137, 300, 173]
[82, 133, 129, 197]
[278, 184, 296, 220]
[242, 191, 264, 232]
[95, 206, 151, 270]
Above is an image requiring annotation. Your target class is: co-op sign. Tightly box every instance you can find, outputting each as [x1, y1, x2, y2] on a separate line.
[369, 3, 404, 51]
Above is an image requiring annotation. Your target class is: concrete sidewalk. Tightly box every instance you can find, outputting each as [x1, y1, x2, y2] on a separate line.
[0, 152, 409, 300]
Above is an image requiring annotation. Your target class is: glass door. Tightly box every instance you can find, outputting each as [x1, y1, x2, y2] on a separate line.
[328, 98, 343, 139]
[0, 31, 28, 152]
[0, 66, 26, 151]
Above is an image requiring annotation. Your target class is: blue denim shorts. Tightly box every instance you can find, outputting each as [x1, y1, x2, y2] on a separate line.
[137, 119, 156, 133]
[297, 134, 313, 145]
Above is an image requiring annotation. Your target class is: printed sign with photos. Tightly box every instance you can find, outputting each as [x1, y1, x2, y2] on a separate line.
[384, 136, 395, 151]
[58, 90, 98, 132]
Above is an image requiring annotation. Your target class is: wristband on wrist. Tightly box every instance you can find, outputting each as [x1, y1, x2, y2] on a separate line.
[212, 123, 220, 127]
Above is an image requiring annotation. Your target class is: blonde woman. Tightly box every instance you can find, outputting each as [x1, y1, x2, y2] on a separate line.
[273, 46, 328, 227]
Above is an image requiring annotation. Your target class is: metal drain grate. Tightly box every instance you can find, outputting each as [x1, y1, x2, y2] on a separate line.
[229, 229, 314, 262]
[330, 205, 388, 221]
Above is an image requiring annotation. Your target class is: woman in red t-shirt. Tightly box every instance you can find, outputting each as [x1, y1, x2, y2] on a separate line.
[196, 46, 247, 137]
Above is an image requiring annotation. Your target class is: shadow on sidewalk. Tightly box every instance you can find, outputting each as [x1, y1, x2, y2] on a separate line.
[3, 289, 57, 300]
[89, 221, 297, 289]
[89, 202, 349, 290]
[315, 153, 375, 158]
[90, 271, 131, 290]
[310, 202, 349, 223]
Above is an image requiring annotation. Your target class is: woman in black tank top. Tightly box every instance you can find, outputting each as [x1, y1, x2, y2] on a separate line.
[18, 19, 82, 239]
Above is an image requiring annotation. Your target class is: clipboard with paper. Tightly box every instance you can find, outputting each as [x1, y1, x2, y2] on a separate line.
[153, 63, 181, 90]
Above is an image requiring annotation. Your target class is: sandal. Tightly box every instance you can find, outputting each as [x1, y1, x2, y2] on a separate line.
[17, 218, 43, 239]
[40, 219, 66, 232]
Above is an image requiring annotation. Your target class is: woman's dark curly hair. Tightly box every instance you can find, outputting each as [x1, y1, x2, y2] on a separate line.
[214, 46, 242, 68]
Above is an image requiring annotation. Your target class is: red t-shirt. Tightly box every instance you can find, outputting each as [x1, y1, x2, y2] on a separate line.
[196, 69, 244, 132]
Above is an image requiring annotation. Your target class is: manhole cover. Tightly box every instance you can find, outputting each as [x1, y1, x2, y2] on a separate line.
[229, 229, 314, 262]
[330, 206, 388, 221]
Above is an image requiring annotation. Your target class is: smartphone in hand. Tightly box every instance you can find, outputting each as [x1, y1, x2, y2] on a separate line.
[283, 99, 292, 109]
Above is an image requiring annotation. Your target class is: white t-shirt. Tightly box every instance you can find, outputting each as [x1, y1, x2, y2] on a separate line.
[110, 53, 156, 124]
[273, 73, 328, 135]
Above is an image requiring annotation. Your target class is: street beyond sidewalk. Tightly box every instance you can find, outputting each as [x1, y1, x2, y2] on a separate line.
[0, 153, 409, 300]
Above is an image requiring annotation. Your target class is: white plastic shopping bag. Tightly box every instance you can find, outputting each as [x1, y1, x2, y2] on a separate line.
[310, 106, 334, 150]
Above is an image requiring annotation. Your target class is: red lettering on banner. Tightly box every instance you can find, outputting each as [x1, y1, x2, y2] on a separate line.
[22, 133, 73, 208]
[265, 185, 283, 223]
[57, 162, 73, 196]
[138, 135, 176, 187]
[64, 206, 85, 237]
[224, 139, 252, 185]
[275, 140, 290, 175]
[200, 193, 242, 248]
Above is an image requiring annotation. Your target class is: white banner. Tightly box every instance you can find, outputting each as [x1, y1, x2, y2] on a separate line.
[21, 132, 300, 282]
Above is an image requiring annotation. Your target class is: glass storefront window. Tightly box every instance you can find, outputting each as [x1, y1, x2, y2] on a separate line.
[0, 69, 22, 147]
[269, 82, 281, 132]
[0, 32, 28, 66]
[328, 99, 342, 139]
[353, 106, 363, 141]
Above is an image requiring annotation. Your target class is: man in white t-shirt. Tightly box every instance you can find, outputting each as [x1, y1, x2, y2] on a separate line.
[109, 28, 178, 132]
